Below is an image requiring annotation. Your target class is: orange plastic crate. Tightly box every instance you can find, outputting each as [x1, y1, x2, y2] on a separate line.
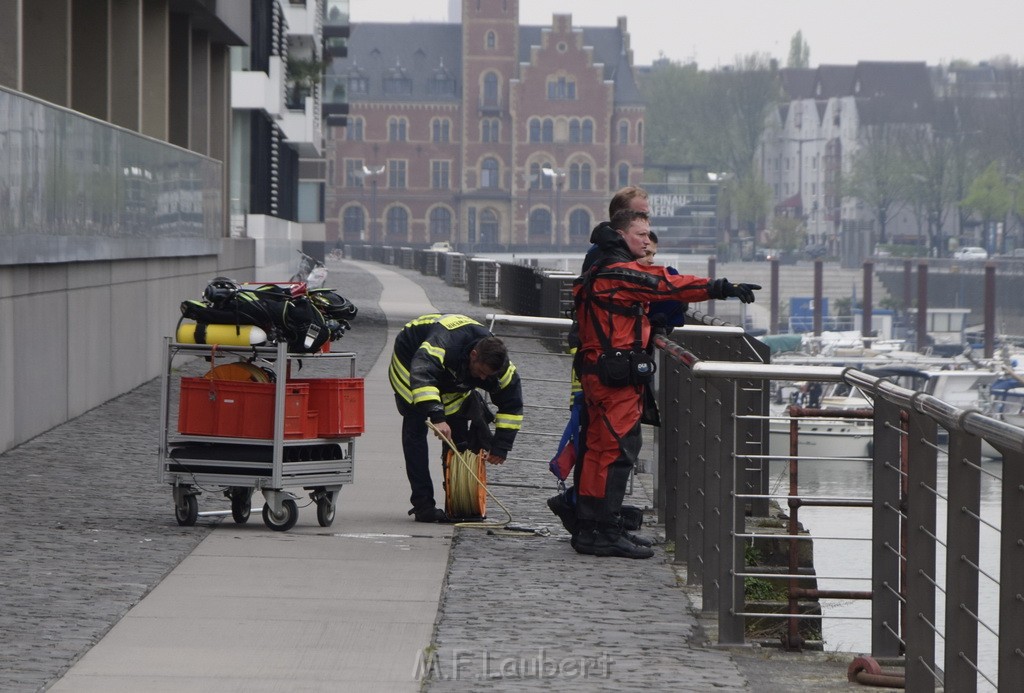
[290, 378, 365, 437]
[178, 378, 312, 439]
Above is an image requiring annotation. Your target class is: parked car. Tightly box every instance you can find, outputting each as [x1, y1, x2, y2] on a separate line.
[952, 246, 989, 260]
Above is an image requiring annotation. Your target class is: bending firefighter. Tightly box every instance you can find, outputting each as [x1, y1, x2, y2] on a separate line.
[389, 314, 524, 522]
[569, 209, 760, 558]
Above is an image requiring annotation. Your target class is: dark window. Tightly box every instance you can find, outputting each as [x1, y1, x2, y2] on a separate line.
[547, 76, 576, 100]
[483, 73, 498, 106]
[569, 209, 590, 237]
[569, 163, 590, 190]
[636, 121, 643, 145]
[348, 77, 369, 95]
[618, 163, 630, 188]
[542, 119, 553, 143]
[486, 31, 496, 49]
[432, 119, 450, 143]
[481, 158, 499, 189]
[482, 118, 499, 142]
[618, 121, 629, 144]
[383, 77, 412, 96]
[582, 119, 593, 143]
[345, 159, 364, 187]
[480, 208, 500, 245]
[529, 162, 542, 189]
[540, 162, 554, 190]
[386, 206, 408, 236]
[430, 207, 452, 239]
[343, 206, 365, 238]
[388, 118, 407, 142]
[569, 119, 580, 143]
[529, 208, 552, 236]
[388, 160, 406, 188]
[431, 161, 450, 189]
[345, 117, 363, 141]
[529, 118, 541, 143]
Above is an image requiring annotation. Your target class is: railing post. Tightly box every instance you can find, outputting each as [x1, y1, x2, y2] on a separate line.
[998, 447, 1024, 687]
[686, 353, 706, 587]
[713, 377, 745, 644]
[872, 398, 904, 657]
[702, 376, 722, 613]
[904, 409, 939, 691]
[944, 429, 982, 692]
[659, 350, 684, 550]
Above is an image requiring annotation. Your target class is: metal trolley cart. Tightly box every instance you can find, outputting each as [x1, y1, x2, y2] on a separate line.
[158, 339, 360, 531]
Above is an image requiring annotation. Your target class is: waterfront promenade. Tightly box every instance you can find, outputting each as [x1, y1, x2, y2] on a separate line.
[1, 259, 859, 691]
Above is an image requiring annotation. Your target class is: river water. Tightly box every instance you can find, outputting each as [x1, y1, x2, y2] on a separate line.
[768, 455, 1004, 690]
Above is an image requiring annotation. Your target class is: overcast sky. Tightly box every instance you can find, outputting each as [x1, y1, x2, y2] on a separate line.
[351, 0, 1023, 69]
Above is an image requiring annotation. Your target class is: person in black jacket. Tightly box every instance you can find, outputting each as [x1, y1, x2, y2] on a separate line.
[389, 314, 524, 522]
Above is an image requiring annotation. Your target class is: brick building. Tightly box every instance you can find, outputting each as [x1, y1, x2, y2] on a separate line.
[324, 0, 644, 252]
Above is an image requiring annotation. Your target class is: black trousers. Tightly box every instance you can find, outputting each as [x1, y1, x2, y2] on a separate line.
[395, 393, 493, 512]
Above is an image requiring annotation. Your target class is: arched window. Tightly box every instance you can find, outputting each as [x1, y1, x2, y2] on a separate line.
[483, 72, 499, 106]
[569, 209, 591, 238]
[481, 157, 500, 188]
[529, 162, 542, 189]
[618, 163, 630, 188]
[486, 31, 496, 49]
[529, 208, 552, 237]
[386, 206, 408, 236]
[429, 207, 452, 239]
[342, 206, 365, 239]
[540, 162, 554, 190]
[637, 121, 643, 145]
[528, 118, 540, 143]
[618, 120, 629, 144]
[480, 208, 500, 245]
[582, 119, 593, 143]
[569, 119, 580, 143]
[570, 163, 592, 191]
[542, 119, 553, 143]
[388, 117, 407, 142]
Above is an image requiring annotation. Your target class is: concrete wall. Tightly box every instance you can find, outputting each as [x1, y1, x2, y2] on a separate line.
[0, 240, 255, 453]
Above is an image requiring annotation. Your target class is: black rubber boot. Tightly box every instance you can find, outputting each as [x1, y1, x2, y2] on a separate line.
[621, 505, 645, 532]
[546, 493, 577, 534]
[409, 506, 450, 523]
[572, 523, 654, 559]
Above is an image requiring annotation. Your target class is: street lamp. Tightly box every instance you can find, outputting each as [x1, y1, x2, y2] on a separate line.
[361, 164, 385, 244]
[542, 165, 566, 249]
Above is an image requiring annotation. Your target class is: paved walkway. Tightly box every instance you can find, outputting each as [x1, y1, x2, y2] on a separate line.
[2, 258, 860, 691]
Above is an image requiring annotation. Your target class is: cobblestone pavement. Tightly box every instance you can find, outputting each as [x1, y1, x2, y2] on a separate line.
[0, 259, 859, 692]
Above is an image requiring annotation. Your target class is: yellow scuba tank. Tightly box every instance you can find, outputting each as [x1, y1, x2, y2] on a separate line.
[176, 322, 269, 346]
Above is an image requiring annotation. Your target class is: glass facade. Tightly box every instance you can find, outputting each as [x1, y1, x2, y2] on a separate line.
[0, 87, 222, 265]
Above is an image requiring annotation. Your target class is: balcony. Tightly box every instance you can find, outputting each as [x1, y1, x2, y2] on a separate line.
[323, 75, 348, 127]
[324, 0, 350, 38]
[325, 35, 347, 59]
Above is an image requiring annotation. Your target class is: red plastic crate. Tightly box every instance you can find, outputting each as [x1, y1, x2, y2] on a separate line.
[178, 378, 313, 439]
[290, 378, 365, 437]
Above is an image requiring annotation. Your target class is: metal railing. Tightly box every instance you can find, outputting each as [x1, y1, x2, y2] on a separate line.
[485, 312, 1024, 691]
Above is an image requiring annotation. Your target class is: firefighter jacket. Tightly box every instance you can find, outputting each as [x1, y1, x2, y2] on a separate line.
[573, 238, 714, 360]
[389, 314, 523, 457]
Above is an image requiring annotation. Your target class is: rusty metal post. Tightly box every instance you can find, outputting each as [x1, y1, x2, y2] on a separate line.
[770, 259, 780, 335]
[916, 262, 928, 353]
[813, 259, 823, 336]
[862, 260, 874, 346]
[871, 398, 903, 657]
[943, 430, 982, 691]
[903, 410, 939, 690]
[984, 263, 995, 358]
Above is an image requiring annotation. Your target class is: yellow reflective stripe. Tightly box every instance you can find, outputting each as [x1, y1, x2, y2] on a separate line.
[439, 314, 480, 330]
[405, 314, 441, 329]
[497, 362, 516, 389]
[495, 413, 523, 430]
[420, 341, 446, 364]
[412, 386, 441, 404]
[388, 355, 412, 398]
[441, 391, 470, 415]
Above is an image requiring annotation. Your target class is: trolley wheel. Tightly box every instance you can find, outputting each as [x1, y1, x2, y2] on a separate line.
[175, 494, 199, 526]
[230, 489, 251, 524]
[262, 499, 298, 532]
[316, 495, 336, 527]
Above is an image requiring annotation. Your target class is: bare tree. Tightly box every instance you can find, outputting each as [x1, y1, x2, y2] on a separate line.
[846, 124, 914, 245]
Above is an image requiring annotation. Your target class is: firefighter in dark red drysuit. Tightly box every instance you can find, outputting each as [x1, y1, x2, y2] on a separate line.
[389, 314, 524, 522]
[571, 209, 760, 558]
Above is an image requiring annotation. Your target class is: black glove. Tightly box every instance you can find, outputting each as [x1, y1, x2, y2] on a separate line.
[648, 312, 670, 337]
[709, 278, 761, 304]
